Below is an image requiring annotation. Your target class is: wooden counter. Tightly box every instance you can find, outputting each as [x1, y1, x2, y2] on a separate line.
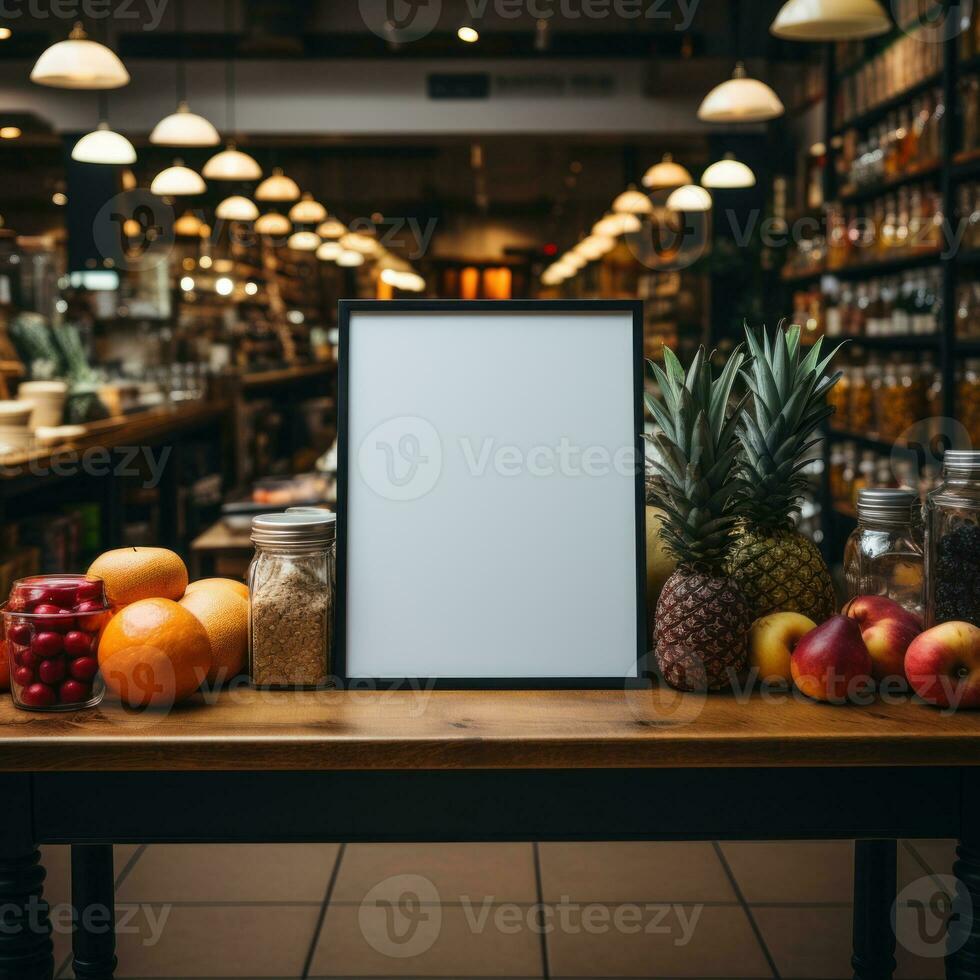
[1, 686, 978, 772]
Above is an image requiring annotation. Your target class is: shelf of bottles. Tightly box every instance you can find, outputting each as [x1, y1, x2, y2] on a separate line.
[788, 0, 980, 539]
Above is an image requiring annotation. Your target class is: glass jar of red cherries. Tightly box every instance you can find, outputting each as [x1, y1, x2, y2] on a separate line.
[2, 574, 110, 711]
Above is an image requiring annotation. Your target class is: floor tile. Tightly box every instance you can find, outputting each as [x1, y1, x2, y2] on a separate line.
[308, 901, 543, 977]
[332, 843, 537, 905]
[754, 905, 851, 978]
[113, 903, 319, 977]
[721, 841, 853, 905]
[545, 904, 771, 978]
[42, 845, 70, 905]
[538, 842, 736, 904]
[117, 843, 338, 903]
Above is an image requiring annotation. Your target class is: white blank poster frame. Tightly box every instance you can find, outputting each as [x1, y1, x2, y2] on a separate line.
[336, 300, 646, 688]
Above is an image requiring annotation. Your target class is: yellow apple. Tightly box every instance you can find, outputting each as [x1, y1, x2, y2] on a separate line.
[749, 611, 818, 684]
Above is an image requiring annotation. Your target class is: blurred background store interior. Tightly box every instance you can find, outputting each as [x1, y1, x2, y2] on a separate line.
[0, 0, 977, 587]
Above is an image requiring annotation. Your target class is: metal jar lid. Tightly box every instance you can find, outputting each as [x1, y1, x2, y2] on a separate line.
[251, 511, 336, 547]
[856, 488, 919, 525]
[942, 450, 980, 479]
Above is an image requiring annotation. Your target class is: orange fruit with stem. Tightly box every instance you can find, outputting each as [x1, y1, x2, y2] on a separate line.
[87, 547, 188, 608]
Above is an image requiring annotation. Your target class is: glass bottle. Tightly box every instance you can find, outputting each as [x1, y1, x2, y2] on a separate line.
[925, 451, 980, 627]
[845, 489, 924, 615]
[248, 511, 336, 689]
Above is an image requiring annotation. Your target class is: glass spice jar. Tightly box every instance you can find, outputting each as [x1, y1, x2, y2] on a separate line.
[248, 511, 336, 689]
[844, 488, 924, 617]
[925, 451, 980, 628]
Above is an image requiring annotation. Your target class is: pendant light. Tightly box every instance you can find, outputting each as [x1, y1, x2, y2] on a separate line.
[215, 195, 259, 221]
[203, 143, 261, 181]
[770, 0, 891, 40]
[698, 62, 784, 123]
[31, 21, 129, 89]
[287, 230, 320, 251]
[256, 167, 300, 203]
[612, 186, 654, 215]
[574, 235, 616, 261]
[255, 212, 291, 236]
[592, 211, 641, 237]
[666, 184, 713, 211]
[288, 192, 327, 224]
[317, 218, 346, 239]
[150, 159, 206, 196]
[149, 0, 219, 146]
[336, 250, 365, 267]
[642, 153, 693, 190]
[340, 232, 378, 255]
[202, 0, 261, 180]
[174, 211, 205, 236]
[72, 121, 136, 164]
[702, 153, 756, 189]
[71, 93, 135, 164]
[316, 241, 343, 261]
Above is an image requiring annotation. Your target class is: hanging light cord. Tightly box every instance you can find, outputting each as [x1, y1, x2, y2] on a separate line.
[175, 0, 186, 103]
[225, 0, 236, 136]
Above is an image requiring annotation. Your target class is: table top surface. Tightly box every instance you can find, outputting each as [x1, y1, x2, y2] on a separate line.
[0, 686, 978, 772]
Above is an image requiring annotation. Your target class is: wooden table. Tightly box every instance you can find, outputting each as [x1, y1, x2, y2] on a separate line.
[1, 688, 978, 979]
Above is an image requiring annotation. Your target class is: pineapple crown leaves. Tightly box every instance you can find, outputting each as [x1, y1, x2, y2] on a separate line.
[738, 321, 845, 528]
[644, 344, 751, 570]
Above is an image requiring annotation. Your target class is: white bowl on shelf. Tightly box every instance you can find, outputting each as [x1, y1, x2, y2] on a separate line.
[0, 401, 33, 427]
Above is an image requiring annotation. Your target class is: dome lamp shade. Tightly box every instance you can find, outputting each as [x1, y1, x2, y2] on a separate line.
[698, 62, 785, 123]
[642, 153, 693, 190]
[150, 160, 206, 196]
[203, 143, 262, 181]
[770, 0, 891, 40]
[255, 167, 301, 202]
[70, 122, 135, 164]
[150, 101, 220, 147]
[701, 153, 756, 189]
[666, 184, 713, 211]
[31, 22, 129, 89]
[215, 195, 259, 221]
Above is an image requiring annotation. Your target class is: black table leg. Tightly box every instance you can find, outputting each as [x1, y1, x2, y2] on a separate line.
[852, 838, 897, 980]
[0, 774, 53, 980]
[947, 774, 980, 980]
[70, 845, 116, 980]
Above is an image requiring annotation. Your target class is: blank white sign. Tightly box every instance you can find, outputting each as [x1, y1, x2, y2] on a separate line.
[340, 304, 643, 684]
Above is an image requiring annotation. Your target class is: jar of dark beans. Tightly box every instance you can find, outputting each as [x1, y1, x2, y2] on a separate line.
[925, 451, 980, 627]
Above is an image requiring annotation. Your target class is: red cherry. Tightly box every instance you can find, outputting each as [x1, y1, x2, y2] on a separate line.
[74, 581, 102, 604]
[64, 631, 93, 657]
[13, 665, 34, 687]
[41, 586, 75, 609]
[38, 658, 66, 685]
[33, 605, 75, 633]
[13, 586, 46, 609]
[16, 649, 39, 670]
[8, 622, 31, 646]
[31, 632, 63, 658]
[33, 603, 63, 617]
[74, 602, 105, 632]
[68, 656, 98, 683]
[20, 683, 56, 708]
[58, 679, 90, 704]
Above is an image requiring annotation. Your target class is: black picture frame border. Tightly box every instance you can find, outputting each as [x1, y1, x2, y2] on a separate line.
[335, 298, 648, 690]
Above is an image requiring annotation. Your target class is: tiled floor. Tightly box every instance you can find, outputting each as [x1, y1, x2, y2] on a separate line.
[41, 839, 957, 979]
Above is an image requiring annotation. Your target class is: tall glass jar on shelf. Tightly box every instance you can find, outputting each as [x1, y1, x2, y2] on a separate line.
[844, 488, 924, 617]
[925, 451, 980, 628]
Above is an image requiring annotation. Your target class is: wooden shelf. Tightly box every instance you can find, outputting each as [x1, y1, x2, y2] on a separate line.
[833, 71, 943, 136]
[827, 333, 940, 349]
[782, 251, 942, 286]
[838, 160, 942, 203]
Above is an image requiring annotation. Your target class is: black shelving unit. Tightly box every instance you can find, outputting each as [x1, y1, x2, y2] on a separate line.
[805, 2, 978, 559]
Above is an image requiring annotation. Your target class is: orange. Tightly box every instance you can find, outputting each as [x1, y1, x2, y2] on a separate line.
[98, 598, 211, 708]
[179, 586, 248, 685]
[88, 547, 188, 608]
[184, 577, 249, 601]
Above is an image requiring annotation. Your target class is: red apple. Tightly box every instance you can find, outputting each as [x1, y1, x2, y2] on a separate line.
[842, 595, 922, 683]
[791, 615, 874, 703]
[905, 621, 980, 710]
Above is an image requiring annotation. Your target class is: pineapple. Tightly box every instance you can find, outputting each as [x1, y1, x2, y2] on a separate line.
[727, 323, 843, 623]
[646, 345, 753, 692]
